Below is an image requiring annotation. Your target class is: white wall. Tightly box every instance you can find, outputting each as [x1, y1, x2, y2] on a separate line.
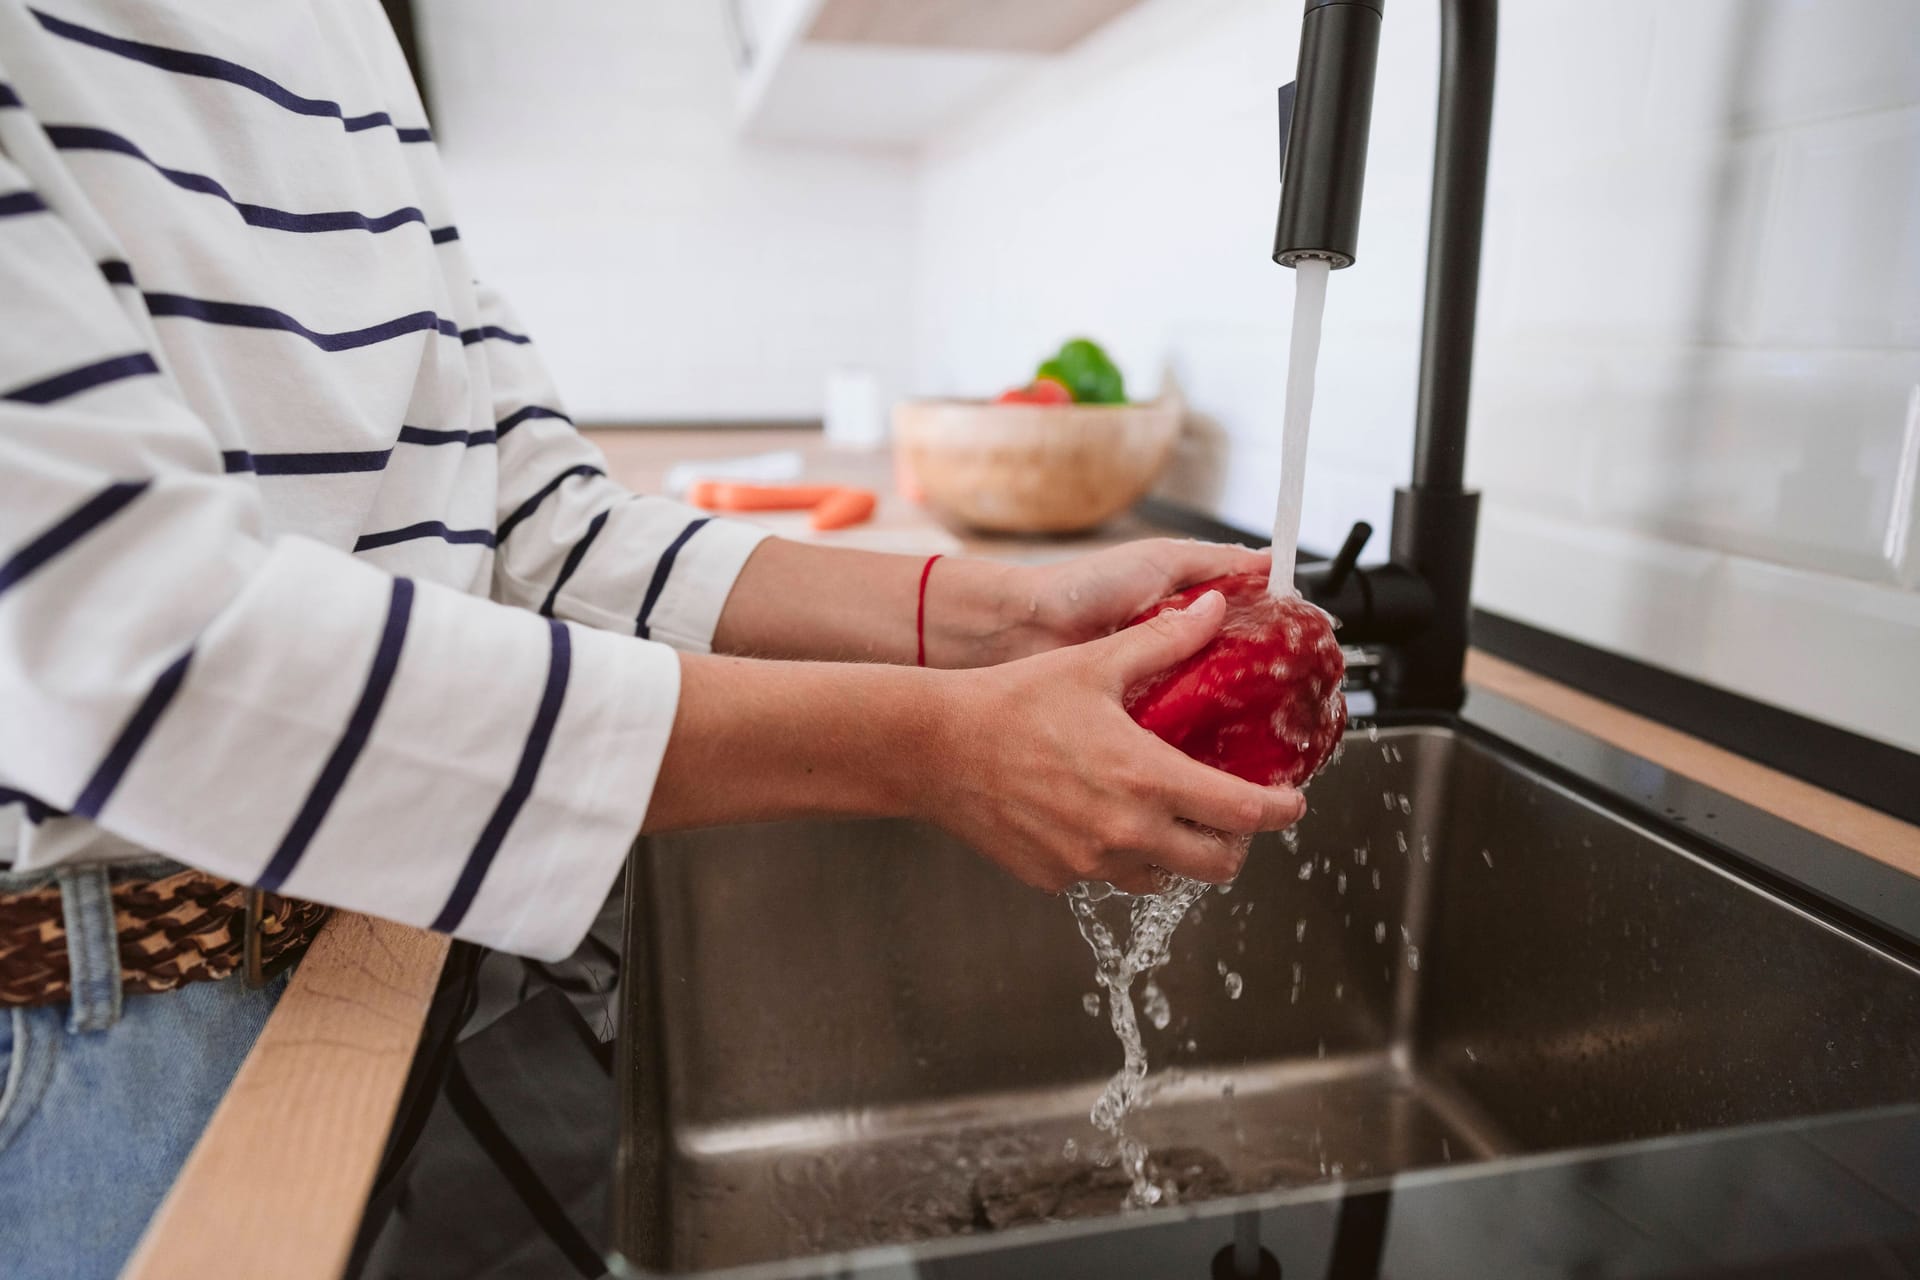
[415, 0, 917, 422]
[912, 0, 1920, 753]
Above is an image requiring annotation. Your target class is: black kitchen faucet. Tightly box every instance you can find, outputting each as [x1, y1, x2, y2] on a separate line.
[1274, 0, 1496, 712]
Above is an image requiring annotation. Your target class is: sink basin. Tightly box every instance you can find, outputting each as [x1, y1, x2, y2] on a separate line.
[615, 720, 1920, 1274]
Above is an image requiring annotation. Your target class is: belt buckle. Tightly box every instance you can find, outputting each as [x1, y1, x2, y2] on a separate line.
[244, 886, 317, 989]
[243, 887, 267, 988]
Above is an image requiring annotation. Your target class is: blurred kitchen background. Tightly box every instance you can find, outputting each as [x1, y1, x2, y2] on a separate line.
[406, 0, 1919, 756]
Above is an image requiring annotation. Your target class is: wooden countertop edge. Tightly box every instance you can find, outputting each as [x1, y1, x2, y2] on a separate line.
[127, 649, 1917, 1280]
[124, 913, 448, 1280]
[1466, 650, 1920, 877]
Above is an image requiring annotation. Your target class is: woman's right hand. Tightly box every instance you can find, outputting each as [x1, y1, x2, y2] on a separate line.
[920, 589, 1307, 895]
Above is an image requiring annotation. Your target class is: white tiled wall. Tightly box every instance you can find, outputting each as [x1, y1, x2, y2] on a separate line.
[912, 0, 1920, 753]
[417, 0, 1919, 753]
[414, 0, 917, 423]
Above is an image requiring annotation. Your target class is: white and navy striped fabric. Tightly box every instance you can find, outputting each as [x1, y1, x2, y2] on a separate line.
[0, 1, 766, 959]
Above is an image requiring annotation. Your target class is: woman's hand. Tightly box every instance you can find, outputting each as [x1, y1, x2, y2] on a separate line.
[918, 588, 1304, 894]
[713, 534, 1267, 669]
[977, 537, 1272, 663]
[660, 588, 1305, 894]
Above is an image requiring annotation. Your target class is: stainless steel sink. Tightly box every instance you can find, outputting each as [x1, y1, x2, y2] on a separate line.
[616, 722, 1920, 1274]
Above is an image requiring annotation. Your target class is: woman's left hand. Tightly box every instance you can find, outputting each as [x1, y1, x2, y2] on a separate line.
[984, 538, 1272, 662]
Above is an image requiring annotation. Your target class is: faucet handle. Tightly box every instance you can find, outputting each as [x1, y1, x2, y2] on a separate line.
[1322, 520, 1373, 594]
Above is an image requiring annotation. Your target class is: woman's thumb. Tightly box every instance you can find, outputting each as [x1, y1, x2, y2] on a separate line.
[1104, 589, 1225, 688]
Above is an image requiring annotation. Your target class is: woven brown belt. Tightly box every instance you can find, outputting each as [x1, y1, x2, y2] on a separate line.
[0, 868, 330, 1009]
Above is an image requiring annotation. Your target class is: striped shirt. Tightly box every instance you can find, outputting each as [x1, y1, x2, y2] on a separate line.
[0, 1, 767, 960]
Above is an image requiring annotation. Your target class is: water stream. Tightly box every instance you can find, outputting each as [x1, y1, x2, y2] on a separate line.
[1070, 259, 1335, 1212]
[1067, 873, 1218, 1207]
[1269, 258, 1332, 596]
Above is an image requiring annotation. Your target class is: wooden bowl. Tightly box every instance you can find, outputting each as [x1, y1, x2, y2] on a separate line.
[892, 398, 1182, 534]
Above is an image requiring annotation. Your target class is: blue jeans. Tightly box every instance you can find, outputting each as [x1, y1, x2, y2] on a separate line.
[0, 862, 288, 1279]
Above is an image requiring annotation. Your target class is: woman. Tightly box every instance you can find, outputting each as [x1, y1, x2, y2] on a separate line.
[0, 2, 1306, 1272]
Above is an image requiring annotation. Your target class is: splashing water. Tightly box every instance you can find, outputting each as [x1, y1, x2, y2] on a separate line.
[1268, 259, 1332, 596]
[1066, 867, 1223, 1209]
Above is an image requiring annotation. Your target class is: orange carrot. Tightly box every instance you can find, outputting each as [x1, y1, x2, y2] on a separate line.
[689, 482, 841, 511]
[808, 487, 877, 531]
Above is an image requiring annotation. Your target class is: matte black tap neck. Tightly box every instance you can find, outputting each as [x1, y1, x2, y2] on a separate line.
[1413, 0, 1496, 495]
[1279, 0, 1498, 712]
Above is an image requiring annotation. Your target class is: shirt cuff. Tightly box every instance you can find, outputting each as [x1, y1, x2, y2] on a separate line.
[634, 514, 768, 654]
[459, 621, 680, 960]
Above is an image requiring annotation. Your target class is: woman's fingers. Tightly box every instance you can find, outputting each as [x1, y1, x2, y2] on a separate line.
[1131, 820, 1249, 885]
[1148, 537, 1271, 589]
[1149, 744, 1306, 834]
[1095, 588, 1225, 688]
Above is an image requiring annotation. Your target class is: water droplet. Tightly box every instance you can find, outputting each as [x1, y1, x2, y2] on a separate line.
[1371, 868, 1381, 890]
[1295, 918, 1307, 942]
[1298, 859, 1314, 881]
[1367, 724, 1380, 742]
[1481, 848, 1494, 868]
[1082, 992, 1102, 1017]
[1223, 971, 1244, 1000]
[1336, 872, 1348, 894]
[1407, 945, 1420, 971]
[1143, 981, 1172, 1030]
[1062, 1138, 1079, 1160]
[1382, 791, 1395, 811]
[1395, 830, 1408, 853]
[1374, 921, 1387, 943]
[1397, 794, 1412, 815]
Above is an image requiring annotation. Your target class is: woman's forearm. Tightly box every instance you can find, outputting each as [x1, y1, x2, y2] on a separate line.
[643, 650, 948, 831]
[646, 594, 1307, 895]
[710, 538, 1042, 668]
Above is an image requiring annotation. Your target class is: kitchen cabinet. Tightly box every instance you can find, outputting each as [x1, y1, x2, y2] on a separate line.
[730, 0, 1146, 146]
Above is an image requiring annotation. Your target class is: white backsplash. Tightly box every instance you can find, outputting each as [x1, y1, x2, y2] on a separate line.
[421, 0, 1920, 753]
[416, 0, 918, 424]
[912, 0, 1920, 752]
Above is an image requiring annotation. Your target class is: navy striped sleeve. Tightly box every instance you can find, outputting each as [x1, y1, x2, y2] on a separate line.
[2, 352, 159, 404]
[0, 190, 48, 219]
[353, 521, 497, 553]
[495, 405, 572, 438]
[0, 481, 149, 599]
[539, 510, 609, 617]
[255, 577, 413, 891]
[634, 518, 712, 640]
[71, 648, 193, 820]
[431, 618, 571, 932]
[496, 464, 604, 545]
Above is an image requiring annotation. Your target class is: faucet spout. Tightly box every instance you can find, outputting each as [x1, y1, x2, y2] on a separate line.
[1273, 0, 1384, 270]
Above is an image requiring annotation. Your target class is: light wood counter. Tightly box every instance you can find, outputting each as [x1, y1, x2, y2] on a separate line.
[132, 427, 1920, 1279]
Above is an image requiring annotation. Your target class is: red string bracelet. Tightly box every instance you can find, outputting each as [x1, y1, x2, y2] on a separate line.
[915, 553, 943, 668]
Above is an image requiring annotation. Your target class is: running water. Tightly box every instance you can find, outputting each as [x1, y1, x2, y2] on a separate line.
[1067, 873, 1219, 1208]
[1268, 259, 1332, 597]
[1068, 260, 1335, 1211]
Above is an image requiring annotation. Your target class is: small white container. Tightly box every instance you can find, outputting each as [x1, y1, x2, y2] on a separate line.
[823, 367, 885, 451]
